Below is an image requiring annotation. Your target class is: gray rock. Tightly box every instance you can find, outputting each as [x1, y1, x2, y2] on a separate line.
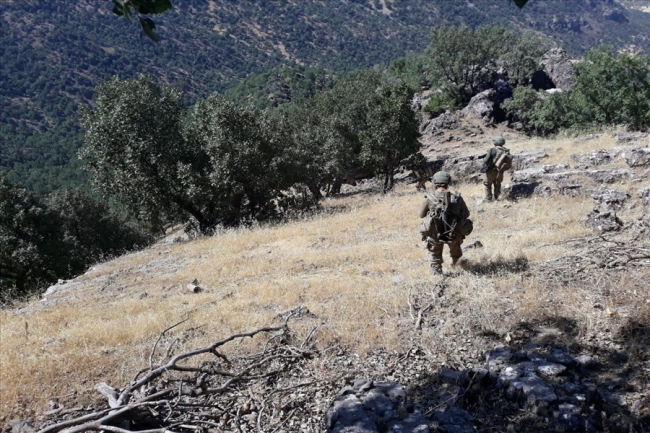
[571, 149, 615, 166]
[440, 368, 461, 385]
[431, 405, 475, 433]
[591, 189, 629, 211]
[586, 208, 623, 232]
[510, 375, 558, 405]
[575, 354, 597, 369]
[511, 150, 548, 170]
[622, 147, 650, 167]
[429, 112, 460, 131]
[639, 187, 650, 206]
[9, 420, 34, 433]
[460, 89, 496, 124]
[326, 394, 376, 433]
[585, 168, 634, 183]
[536, 361, 567, 377]
[386, 412, 430, 433]
[547, 350, 577, 367]
[540, 48, 576, 91]
[486, 346, 513, 373]
[616, 132, 648, 142]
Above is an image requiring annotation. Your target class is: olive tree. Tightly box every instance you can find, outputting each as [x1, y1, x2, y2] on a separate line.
[0, 174, 65, 294]
[359, 79, 421, 192]
[80, 74, 214, 232]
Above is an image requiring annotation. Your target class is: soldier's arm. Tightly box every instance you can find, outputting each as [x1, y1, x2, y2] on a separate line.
[459, 195, 470, 220]
[483, 148, 494, 165]
[419, 199, 429, 218]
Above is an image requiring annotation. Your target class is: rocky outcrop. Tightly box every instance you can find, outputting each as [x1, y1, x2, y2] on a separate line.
[460, 89, 496, 124]
[586, 208, 623, 232]
[622, 147, 650, 167]
[540, 48, 576, 91]
[421, 111, 460, 134]
[591, 189, 630, 211]
[511, 166, 633, 184]
[325, 379, 429, 433]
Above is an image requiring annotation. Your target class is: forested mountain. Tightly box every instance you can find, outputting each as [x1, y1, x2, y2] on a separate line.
[2, 0, 650, 193]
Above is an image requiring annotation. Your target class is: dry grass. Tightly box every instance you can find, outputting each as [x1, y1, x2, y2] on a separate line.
[1, 133, 649, 421]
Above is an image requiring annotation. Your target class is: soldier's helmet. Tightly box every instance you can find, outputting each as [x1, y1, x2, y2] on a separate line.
[493, 136, 506, 146]
[433, 171, 452, 185]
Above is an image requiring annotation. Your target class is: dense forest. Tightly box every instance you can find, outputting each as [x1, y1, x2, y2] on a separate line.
[2, 0, 650, 193]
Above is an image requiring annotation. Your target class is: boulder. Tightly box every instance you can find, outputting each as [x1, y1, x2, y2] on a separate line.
[622, 147, 650, 167]
[616, 132, 648, 143]
[639, 187, 650, 206]
[586, 208, 623, 232]
[460, 89, 496, 124]
[571, 149, 615, 167]
[585, 168, 633, 183]
[540, 48, 576, 91]
[325, 380, 429, 433]
[591, 189, 629, 211]
[512, 150, 548, 170]
[427, 111, 460, 132]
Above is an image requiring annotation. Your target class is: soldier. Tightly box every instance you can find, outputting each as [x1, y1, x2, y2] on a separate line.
[482, 136, 510, 201]
[419, 171, 472, 275]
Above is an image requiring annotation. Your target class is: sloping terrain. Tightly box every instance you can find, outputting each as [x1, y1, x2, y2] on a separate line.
[1, 128, 649, 431]
[2, 0, 650, 192]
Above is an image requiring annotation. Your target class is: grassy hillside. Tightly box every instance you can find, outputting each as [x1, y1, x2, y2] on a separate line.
[2, 0, 650, 193]
[2, 132, 649, 428]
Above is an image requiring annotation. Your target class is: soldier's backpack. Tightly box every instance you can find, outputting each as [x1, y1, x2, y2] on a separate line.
[494, 146, 513, 172]
[419, 191, 471, 242]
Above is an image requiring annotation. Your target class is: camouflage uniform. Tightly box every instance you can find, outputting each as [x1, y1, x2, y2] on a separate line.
[419, 187, 470, 275]
[483, 136, 506, 200]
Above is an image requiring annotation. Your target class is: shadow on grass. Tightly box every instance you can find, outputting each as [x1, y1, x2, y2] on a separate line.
[460, 254, 529, 275]
[409, 314, 650, 432]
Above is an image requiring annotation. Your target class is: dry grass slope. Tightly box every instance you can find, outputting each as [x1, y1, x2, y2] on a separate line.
[1, 132, 649, 423]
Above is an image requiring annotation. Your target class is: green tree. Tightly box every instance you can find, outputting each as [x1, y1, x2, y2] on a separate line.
[570, 46, 650, 130]
[186, 95, 297, 225]
[47, 189, 152, 277]
[425, 26, 514, 102]
[0, 174, 65, 294]
[80, 75, 201, 231]
[359, 80, 421, 192]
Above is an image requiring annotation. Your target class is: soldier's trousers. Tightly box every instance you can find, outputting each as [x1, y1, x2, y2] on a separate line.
[426, 237, 463, 274]
[484, 170, 504, 200]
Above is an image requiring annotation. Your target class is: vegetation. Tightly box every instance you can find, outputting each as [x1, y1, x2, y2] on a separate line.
[0, 173, 151, 297]
[504, 46, 650, 134]
[424, 25, 546, 106]
[2, 1, 650, 193]
[79, 72, 418, 236]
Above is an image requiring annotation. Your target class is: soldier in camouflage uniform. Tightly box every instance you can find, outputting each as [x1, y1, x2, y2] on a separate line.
[483, 136, 507, 201]
[419, 171, 471, 274]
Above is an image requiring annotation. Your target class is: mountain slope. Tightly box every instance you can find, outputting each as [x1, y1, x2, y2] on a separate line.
[1, 0, 650, 193]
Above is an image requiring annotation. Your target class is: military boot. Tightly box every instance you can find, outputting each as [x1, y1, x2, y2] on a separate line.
[483, 182, 492, 201]
[430, 263, 443, 275]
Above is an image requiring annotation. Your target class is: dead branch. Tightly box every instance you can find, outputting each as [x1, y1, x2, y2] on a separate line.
[37, 314, 315, 433]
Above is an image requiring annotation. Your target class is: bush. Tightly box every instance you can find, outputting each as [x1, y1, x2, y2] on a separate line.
[504, 46, 650, 135]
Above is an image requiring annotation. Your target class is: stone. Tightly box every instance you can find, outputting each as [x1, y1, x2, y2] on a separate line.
[639, 187, 650, 206]
[575, 354, 597, 369]
[386, 412, 430, 433]
[460, 89, 496, 124]
[502, 182, 542, 200]
[586, 208, 623, 232]
[616, 132, 648, 142]
[439, 368, 461, 385]
[591, 189, 629, 211]
[547, 349, 577, 367]
[510, 375, 558, 405]
[585, 168, 633, 183]
[540, 48, 576, 91]
[511, 150, 548, 170]
[431, 405, 475, 433]
[571, 149, 615, 166]
[485, 346, 513, 373]
[622, 147, 650, 167]
[9, 421, 34, 433]
[536, 361, 567, 377]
